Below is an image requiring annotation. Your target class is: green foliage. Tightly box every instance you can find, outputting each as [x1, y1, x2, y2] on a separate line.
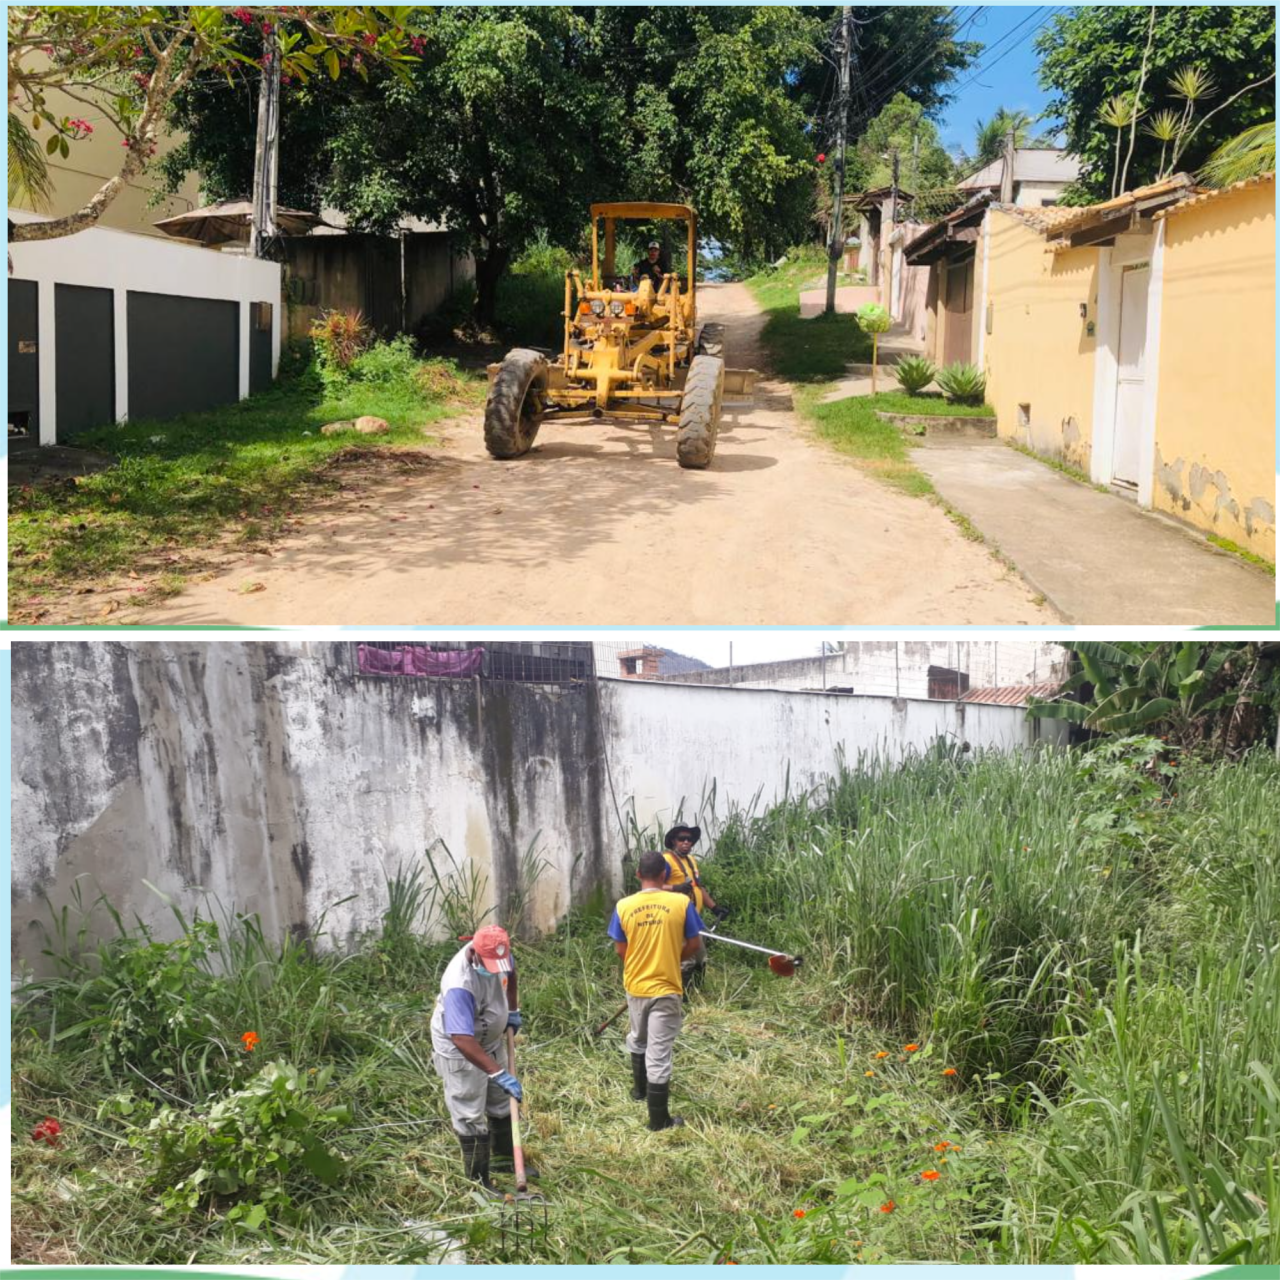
[855, 303, 892, 335]
[1036, 6, 1276, 199]
[9, 7, 419, 238]
[11, 751, 1279, 1263]
[935, 362, 986, 404]
[494, 234, 579, 346]
[893, 355, 937, 395]
[9, 349, 483, 619]
[1028, 641, 1274, 755]
[849, 92, 956, 193]
[1199, 120, 1276, 187]
[133, 1062, 352, 1229]
[308, 309, 372, 395]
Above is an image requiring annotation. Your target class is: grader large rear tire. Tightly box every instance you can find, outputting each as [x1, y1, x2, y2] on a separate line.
[484, 348, 548, 459]
[676, 354, 724, 470]
[696, 322, 725, 358]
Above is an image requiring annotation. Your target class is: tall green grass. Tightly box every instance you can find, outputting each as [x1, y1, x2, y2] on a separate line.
[11, 746, 1277, 1263]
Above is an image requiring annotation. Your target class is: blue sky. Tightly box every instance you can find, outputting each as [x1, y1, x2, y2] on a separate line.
[933, 5, 1066, 155]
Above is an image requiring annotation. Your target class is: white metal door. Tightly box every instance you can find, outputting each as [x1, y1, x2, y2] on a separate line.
[1112, 263, 1149, 487]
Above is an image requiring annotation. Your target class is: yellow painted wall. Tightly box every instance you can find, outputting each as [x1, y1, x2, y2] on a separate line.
[1151, 179, 1275, 560]
[982, 210, 1098, 470]
[10, 82, 201, 238]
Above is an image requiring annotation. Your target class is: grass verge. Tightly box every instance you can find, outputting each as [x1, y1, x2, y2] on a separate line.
[8, 352, 484, 621]
[1208, 534, 1275, 573]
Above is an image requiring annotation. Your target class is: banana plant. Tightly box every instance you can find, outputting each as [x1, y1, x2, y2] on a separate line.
[1027, 642, 1248, 747]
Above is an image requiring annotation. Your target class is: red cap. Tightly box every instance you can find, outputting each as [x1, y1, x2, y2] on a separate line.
[471, 924, 514, 973]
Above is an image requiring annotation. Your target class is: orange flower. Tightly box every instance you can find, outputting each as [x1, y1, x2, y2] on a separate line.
[874, 1050, 890, 1059]
[793, 1208, 806, 1219]
[879, 1200, 896, 1213]
[942, 1067, 957, 1076]
[921, 1169, 940, 1181]
[904, 1043, 920, 1052]
[240, 1030, 259, 1051]
[865, 1070, 875, 1077]
[933, 1141, 952, 1152]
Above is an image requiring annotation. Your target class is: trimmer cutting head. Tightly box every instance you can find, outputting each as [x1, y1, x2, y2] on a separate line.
[768, 954, 802, 977]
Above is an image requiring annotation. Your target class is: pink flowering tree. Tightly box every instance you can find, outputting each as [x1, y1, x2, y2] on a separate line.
[8, 5, 421, 243]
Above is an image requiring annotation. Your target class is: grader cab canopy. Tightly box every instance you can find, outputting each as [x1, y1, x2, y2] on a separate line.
[483, 201, 757, 470]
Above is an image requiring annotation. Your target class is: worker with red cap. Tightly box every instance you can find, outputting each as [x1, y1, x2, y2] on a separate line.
[430, 924, 527, 1196]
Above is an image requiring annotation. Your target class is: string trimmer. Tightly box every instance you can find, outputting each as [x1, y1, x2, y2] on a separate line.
[701, 923, 803, 976]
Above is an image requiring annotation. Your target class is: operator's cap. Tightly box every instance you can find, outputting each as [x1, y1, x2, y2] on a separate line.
[647, 240, 661, 250]
[664, 824, 701, 849]
[471, 924, 514, 973]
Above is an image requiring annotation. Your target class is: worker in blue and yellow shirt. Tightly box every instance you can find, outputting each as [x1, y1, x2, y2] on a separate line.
[607, 849, 705, 1130]
[662, 824, 723, 992]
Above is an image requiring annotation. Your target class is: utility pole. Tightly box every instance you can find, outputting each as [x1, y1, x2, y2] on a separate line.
[824, 5, 852, 316]
[889, 149, 900, 229]
[1000, 128, 1016, 205]
[250, 27, 281, 259]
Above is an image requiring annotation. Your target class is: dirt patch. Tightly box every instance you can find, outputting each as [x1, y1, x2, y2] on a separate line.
[105, 283, 1056, 625]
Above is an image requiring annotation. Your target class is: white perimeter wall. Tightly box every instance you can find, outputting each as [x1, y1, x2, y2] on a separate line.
[11, 644, 1061, 973]
[9, 209, 281, 444]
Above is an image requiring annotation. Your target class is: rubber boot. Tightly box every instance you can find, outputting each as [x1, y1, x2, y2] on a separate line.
[457, 1130, 503, 1199]
[646, 1080, 684, 1131]
[630, 1052, 648, 1101]
[489, 1113, 539, 1179]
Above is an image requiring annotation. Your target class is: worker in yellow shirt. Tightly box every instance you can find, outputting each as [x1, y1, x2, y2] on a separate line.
[661, 824, 724, 993]
[607, 849, 705, 1130]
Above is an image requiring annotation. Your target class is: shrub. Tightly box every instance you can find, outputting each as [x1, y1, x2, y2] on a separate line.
[310, 309, 371, 395]
[894, 355, 937, 395]
[133, 1061, 352, 1229]
[936, 361, 986, 404]
[349, 334, 418, 386]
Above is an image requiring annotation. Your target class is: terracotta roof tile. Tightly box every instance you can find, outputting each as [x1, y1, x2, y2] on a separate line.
[959, 682, 1064, 707]
[1152, 171, 1275, 218]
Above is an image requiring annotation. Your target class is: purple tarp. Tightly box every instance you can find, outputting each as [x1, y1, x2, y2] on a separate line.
[357, 645, 485, 677]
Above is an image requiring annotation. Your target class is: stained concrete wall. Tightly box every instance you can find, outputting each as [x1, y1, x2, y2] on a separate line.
[11, 643, 1058, 974]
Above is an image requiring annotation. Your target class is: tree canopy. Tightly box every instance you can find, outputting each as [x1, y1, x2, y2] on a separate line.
[8, 5, 417, 242]
[849, 92, 955, 193]
[161, 4, 979, 321]
[1036, 4, 1275, 201]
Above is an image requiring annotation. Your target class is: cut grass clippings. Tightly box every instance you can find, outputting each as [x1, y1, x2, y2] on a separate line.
[11, 746, 1279, 1264]
[8, 352, 485, 621]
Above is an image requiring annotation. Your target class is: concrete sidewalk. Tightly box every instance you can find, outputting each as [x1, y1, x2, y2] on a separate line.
[912, 440, 1275, 624]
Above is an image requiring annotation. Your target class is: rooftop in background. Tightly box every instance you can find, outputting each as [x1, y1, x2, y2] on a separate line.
[957, 148, 1081, 191]
[960, 682, 1064, 707]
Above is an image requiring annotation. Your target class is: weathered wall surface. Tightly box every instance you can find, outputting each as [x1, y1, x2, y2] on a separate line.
[1152, 178, 1275, 560]
[12, 643, 1056, 973]
[983, 209, 1098, 471]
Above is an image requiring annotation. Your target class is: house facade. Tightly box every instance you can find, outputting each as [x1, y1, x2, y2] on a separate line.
[955, 148, 1080, 208]
[904, 173, 1276, 561]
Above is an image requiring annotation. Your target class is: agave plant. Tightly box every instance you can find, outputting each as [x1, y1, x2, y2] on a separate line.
[935, 361, 986, 405]
[894, 354, 937, 396]
[855, 302, 893, 394]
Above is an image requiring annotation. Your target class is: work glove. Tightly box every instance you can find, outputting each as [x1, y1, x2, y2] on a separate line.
[710, 904, 730, 921]
[488, 1070, 523, 1102]
[506, 1008, 523, 1032]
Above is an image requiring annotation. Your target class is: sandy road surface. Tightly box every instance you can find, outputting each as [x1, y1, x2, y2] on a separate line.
[130, 283, 1055, 625]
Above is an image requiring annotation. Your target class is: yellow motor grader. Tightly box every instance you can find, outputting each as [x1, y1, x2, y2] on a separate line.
[484, 202, 757, 469]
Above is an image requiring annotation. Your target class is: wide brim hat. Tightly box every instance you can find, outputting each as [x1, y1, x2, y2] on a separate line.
[664, 824, 701, 850]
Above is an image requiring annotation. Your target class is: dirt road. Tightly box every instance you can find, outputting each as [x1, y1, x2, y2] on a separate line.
[131, 283, 1055, 625]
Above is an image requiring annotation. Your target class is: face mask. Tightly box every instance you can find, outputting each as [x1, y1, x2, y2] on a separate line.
[472, 961, 494, 977]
